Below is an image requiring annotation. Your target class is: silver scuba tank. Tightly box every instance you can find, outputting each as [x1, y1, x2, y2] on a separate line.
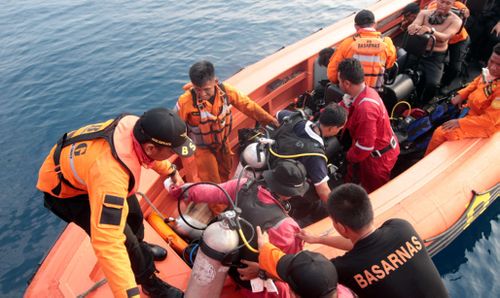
[185, 210, 240, 298]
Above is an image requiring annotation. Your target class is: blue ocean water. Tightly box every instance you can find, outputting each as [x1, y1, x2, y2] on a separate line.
[0, 0, 497, 296]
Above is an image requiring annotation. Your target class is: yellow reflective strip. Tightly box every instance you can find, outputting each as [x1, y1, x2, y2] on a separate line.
[464, 192, 491, 229]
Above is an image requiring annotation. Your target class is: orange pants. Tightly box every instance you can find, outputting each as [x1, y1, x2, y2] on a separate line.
[425, 125, 491, 155]
[195, 146, 234, 183]
[194, 146, 234, 214]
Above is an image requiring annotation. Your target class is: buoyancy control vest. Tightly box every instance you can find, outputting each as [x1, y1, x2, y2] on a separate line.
[348, 33, 388, 89]
[187, 83, 233, 150]
[269, 111, 327, 165]
[228, 180, 287, 289]
[49, 114, 140, 196]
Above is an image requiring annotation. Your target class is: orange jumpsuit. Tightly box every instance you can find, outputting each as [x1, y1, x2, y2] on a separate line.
[327, 28, 397, 89]
[175, 82, 275, 183]
[425, 75, 500, 154]
[37, 115, 176, 297]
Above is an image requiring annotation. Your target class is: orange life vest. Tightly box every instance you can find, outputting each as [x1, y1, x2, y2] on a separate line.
[47, 114, 141, 197]
[347, 33, 388, 89]
[187, 83, 233, 149]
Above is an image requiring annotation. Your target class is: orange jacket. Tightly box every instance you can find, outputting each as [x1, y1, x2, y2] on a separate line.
[427, 1, 469, 44]
[456, 75, 500, 135]
[327, 29, 396, 89]
[37, 115, 175, 298]
[175, 82, 275, 148]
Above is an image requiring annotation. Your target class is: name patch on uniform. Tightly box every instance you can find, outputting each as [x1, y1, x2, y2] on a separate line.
[352, 235, 423, 288]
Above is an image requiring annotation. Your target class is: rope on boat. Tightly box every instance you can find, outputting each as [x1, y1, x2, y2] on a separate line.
[425, 183, 499, 257]
[76, 278, 107, 298]
[136, 191, 167, 221]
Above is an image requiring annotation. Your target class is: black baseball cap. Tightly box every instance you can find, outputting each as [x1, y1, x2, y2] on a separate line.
[262, 159, 308, 197]
[277, 251, 338, 298]
[354, 9, 375, 26]
[134, 107, 195, 157]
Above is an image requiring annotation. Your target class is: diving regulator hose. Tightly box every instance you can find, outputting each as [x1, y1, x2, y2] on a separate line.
[175, 166, 260, 254]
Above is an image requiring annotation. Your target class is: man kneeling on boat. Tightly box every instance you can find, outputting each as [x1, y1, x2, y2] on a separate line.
[169, 159, 307, 297]
[425, 43, 500, 155]
[298, 184, 448, 297]
[37, 108, 193, 298]
[270, 104, 347, 226]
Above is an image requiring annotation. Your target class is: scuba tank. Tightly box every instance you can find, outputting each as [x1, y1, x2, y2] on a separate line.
[185, 210, 240, 298]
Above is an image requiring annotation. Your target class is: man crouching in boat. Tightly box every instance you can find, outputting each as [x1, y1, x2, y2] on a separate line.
[299, 183, 449, 298]
[169, 159, 307, 297]
[37, 108, 192, 298]
[425, 43, 500, 155]
[271, 104, 347, 226]
[337, 58, 399, 193]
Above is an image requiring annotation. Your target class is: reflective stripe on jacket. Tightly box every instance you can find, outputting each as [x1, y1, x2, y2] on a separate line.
[189, 83, 233, 148]
[457, 75, 500, 135]
[342, 87, 397, 163]
[175, 82, 276, 149]
[327, 29, 397, 89]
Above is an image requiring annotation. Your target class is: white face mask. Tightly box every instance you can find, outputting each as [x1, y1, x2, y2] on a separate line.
[482, 67, 495, 83]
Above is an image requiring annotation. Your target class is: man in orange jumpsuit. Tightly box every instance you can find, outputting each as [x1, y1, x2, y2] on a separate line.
[425, 43, 500, 155]
[327, 9, 397, 91]
[37, 108, 193, 298]
[175, 60, 278, 183]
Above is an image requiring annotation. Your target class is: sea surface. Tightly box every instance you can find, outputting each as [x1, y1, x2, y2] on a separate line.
[0, 0, 498, 296]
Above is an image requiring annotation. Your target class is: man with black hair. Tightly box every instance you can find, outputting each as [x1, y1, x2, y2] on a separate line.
[327, 9, 397, 90]
[425, 43, 500, 155]
[401, 2, 421, 32]
[337, 58, 399, 193]
[175, 60, 278, 185]
[37, 108, 192, 297]
[407, 0, 462, 103]
[318, 47, 335, 67]
[169, 159, 308, 297]
[271, 103, 347, 225]
[299, 183, 448, 298]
